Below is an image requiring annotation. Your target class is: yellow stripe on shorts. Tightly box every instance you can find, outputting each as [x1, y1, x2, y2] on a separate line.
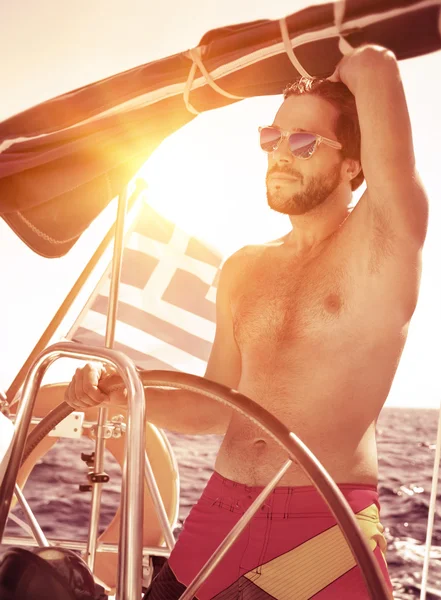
[244, 503, 387, 600]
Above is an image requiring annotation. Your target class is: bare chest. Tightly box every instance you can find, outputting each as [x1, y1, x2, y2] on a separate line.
[231, 247, 354, 348]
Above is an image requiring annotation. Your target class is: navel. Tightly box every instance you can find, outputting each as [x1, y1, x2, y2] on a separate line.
[253, 439, 268, 451]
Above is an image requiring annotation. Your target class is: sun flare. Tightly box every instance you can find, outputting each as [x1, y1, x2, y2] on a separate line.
[137, 102, 290, 256]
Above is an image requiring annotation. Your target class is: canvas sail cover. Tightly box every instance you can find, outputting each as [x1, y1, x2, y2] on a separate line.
[1, 0, 440, 257]
[71, 200, 222, 374]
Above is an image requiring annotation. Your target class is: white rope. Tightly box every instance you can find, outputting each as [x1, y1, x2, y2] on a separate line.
[334, 0, 355, 55]
[183, 47, 245, 115]
[279, 18, 312, 79]
[183, 62, 200, 115]
[419, 401, 441, 600]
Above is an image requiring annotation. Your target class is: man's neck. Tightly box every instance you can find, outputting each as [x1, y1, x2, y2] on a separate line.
[285, 197, 351, 254]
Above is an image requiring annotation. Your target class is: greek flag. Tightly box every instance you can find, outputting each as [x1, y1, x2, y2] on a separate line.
[72, 202, 222, 375]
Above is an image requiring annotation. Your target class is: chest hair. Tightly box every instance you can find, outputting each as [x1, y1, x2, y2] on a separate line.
[232, 249, 349, 347]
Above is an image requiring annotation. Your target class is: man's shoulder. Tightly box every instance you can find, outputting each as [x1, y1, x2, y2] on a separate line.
[217, 244, 265, 290]
[224, 242, 270, 271]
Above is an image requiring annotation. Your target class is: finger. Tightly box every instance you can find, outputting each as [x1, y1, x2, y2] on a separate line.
[71, 366, 95, 408]
[64, 381, 73, 406]
[74, 367, 85, 400]
[327, 67, 340, 83]
[326, 56, 346, 83]
[82, 363, 109, 405]
[100, 363, 119, 387]
[101, 362, 117, 376]
[65, 380, 82, 410]
[99, 363, 126, 394]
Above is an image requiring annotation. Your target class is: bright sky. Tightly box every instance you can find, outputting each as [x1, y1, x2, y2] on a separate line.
[0, 0, 440, 408]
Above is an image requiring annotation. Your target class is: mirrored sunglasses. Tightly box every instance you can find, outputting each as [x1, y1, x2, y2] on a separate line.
[259, 126, 342, 159]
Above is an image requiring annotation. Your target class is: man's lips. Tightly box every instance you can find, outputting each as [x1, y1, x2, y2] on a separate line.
[269, 173, 299, 181]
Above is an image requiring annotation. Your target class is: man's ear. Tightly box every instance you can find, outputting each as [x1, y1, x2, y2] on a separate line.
[343, 158, 362, 183]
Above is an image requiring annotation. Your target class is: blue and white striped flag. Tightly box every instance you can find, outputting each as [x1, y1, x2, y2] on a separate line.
[72, 202, 222, 375]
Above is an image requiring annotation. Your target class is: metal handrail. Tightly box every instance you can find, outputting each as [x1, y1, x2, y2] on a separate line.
[2, 535, 170, 557]
[6, 422, 177, 555]
[9, 405, 177, 562]
[13, 484, 50, 548]
[86, 186, 129, 572]
[0, 342, 146, 600]
[144, 450, 176, 551]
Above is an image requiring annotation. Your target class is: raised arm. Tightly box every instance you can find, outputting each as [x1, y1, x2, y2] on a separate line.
[330, 45, 429, 246]
[65, 256, 241, 435]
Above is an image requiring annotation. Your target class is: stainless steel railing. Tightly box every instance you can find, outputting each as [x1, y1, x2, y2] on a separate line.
[0, 342, 146, 600]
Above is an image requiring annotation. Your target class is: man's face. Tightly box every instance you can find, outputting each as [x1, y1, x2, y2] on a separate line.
[266, 94, 344, 216]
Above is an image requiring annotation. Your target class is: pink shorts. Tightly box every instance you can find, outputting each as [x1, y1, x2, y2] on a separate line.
[145, 471, 393, 599]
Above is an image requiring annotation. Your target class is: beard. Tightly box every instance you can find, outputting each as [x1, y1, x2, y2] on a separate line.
[266, 162, 342, 216]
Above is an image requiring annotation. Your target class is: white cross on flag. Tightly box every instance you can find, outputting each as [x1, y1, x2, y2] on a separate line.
[72, 201, 223, 375]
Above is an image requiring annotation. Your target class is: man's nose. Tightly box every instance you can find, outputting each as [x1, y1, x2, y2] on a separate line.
[272, 136, 292, 162]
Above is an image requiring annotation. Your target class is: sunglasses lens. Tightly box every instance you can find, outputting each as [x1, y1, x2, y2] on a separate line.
[289, 133, 318, 158]
[259, 127, 282, 152]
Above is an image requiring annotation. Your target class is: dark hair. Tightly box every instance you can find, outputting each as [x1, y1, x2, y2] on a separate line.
[283, 77, 364, 191]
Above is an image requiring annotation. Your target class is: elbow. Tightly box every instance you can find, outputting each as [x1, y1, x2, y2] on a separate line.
[193, 408, 232, 436]
[163, 409, 231, 436]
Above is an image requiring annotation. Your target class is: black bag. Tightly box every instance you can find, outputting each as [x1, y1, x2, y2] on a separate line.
[0, 547, 107, 600]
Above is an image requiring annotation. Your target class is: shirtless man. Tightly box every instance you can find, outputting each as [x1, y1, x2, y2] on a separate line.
[66, 45, 428, 599]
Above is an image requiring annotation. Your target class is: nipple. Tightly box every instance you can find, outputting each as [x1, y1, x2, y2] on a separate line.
[324, 293, 342, 314]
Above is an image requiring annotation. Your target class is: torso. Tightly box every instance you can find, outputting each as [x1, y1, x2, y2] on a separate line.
[215, 193, 421, 486]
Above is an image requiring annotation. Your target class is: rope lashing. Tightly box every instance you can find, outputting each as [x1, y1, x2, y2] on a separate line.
[334, 0, 355, 55]
[279, 18, 312, 79]
[183, 46, 245, 115]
